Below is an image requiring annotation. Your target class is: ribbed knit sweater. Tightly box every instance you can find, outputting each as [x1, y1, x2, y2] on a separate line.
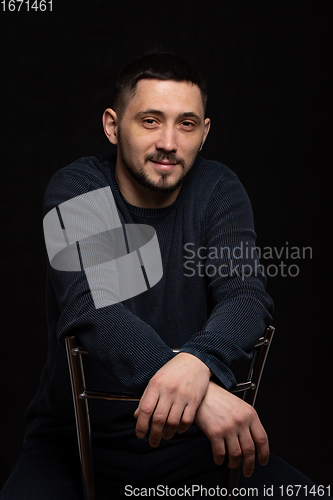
[25, 154, 273, 439]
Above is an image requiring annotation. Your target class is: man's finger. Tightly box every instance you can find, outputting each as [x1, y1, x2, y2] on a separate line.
[225, 433, 242, 471]
[162, 403, 184, 440]
[238, 430, 256, 477]
[135, 390, 159, 439]
[210, 436, 226, 466]
[148, 399, 174, 446]
[250, 419, 270, 466]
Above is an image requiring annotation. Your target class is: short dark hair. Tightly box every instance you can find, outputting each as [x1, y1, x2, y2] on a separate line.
[113, 51, 208, 119]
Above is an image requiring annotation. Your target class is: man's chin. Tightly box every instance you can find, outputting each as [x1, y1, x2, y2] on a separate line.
[138, 174, 184, 194]
[128, 168, 186, 194]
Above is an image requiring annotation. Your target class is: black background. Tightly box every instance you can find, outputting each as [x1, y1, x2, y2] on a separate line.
[1, 0, 331, 490]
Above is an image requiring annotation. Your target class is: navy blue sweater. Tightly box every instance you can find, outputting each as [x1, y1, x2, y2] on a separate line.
[25, 154, 273, 439]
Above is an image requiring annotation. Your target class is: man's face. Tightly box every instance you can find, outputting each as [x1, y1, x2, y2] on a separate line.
[114, 79, 210, 196]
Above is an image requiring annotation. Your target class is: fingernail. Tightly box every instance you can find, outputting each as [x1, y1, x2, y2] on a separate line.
[150, 439, 160, 447]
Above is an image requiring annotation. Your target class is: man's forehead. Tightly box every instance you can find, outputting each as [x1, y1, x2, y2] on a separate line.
[125, 79, 205, 116]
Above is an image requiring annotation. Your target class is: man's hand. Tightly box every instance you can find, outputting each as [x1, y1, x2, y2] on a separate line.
[134, 353, 211, 447]
[194, 381, 269, 478]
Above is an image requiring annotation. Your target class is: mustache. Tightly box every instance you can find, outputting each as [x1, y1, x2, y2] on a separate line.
[145, 153, 185, 168]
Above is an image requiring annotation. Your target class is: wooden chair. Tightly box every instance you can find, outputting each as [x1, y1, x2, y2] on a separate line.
[65, 325, 275, 500]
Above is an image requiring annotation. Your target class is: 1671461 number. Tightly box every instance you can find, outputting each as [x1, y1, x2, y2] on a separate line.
[279, 485, 331, 496]
[1, 0, 52, 11]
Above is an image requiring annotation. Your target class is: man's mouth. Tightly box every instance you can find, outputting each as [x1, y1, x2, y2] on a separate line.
[146, 155, 184, 173]
[149, 160, 178, 172]
[151, 159, 177, 165]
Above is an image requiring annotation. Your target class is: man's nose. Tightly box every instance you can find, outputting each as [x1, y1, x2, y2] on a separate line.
[155, 125, 177, 152]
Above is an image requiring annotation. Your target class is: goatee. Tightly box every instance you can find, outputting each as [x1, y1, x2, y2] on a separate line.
[117, 131, 189, 194]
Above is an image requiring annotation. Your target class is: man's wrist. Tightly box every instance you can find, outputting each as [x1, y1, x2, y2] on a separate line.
[175, 351, 213, 378]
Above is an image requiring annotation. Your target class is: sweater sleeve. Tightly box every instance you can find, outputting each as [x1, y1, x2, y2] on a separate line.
[179, 172, 274, 390]
[43, 163, 175, 397]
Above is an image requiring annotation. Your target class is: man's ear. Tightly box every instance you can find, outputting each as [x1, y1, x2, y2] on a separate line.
[199, 117, 211, 151]
[102, 108, 118, 145]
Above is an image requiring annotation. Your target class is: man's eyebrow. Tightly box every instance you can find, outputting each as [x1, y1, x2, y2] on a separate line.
[179, 112, 202, 123]
[135, 109, 164, 118]
[135, 109, 202, 123]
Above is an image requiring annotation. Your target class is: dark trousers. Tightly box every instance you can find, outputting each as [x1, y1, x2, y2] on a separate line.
[0, 432, 331, 499]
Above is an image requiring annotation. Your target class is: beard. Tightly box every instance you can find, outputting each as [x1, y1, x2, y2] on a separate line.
[117, 129, 194, 194]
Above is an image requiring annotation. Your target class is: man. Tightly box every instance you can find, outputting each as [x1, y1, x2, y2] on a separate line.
[1, 51, 330, 499]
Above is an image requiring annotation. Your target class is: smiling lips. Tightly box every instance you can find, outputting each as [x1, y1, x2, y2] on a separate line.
[146, 154, 184, 174]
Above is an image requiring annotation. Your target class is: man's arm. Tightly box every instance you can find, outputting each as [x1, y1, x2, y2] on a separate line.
[178, 171, 274, 391]
[43, 162, 176, 396]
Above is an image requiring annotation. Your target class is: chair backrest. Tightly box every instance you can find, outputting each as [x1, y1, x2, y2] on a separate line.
[65, 325, 275, 500]
[227, 325, 275, 496]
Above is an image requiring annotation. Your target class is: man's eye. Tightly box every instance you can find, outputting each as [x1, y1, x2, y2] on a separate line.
[181, 121, 195, 129]
[143, 119, 157, 126]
